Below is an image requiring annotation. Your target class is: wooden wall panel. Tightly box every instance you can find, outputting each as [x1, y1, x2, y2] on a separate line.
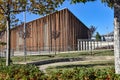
[0, 8, 89, 52]
[67, 9, 89, 50]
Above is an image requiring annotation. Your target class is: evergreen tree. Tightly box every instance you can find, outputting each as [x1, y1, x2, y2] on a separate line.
[95, 32, 101, 41]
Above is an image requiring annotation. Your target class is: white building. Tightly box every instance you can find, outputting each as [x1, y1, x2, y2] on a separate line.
[101, 32, 114, 41]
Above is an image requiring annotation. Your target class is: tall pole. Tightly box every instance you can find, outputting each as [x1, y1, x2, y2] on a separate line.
[23, 10, 27, 61]
[6, 4, 11, 66]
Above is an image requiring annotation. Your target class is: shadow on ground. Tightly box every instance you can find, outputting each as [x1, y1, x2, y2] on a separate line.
[51, 62, 114, 69]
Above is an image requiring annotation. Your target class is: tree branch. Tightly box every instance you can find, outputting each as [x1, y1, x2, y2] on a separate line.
[10, 10, 26, 13]
[0, 5, 6, 13]
[0, 12, 4, 15]
[10, 9, 40, 13]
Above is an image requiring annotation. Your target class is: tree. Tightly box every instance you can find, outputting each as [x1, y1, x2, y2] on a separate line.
[0, 0, 64, 66]
[52, 31, 60, 55]
[95, 32, 101, 41]
[94, 0, 120, 74]
[89, 25, 97, 39]
[0, 0, 120, 74]
[0, 15, 6, 31]
[70, 0, 120, 74]
[113, 2, 120, 74]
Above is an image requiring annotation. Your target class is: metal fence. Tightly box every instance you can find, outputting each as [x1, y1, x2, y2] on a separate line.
[0, 49, 14, 57]
[0, 45, 77, 57]
[0, 39, 114, 57]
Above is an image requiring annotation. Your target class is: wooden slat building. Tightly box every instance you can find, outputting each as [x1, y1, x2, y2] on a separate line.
[0, 8, 90, 51]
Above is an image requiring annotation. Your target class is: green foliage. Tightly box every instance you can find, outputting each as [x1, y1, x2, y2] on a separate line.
[0, 58, 5, 66]
[71, 0, 120, 8]
[0, 0, 65, 31]
[0, 0, 65, 16]
[1, 64, 120, 80]
[0, 64, 46, 80]
[95, 32, 101, 41]
[101, 0, 120, 7]
[46, 67, 120, 80]
[71, 0, 95, 4]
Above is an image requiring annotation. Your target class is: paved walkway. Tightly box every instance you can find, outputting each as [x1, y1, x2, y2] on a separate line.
[37, 56, 114, 72]
[12, 54, 114, 73]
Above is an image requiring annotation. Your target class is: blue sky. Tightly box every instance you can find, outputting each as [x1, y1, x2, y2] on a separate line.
[16, 0, 114, 35]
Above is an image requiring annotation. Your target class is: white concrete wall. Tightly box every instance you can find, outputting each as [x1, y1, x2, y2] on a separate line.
[78, 40, 113, 51]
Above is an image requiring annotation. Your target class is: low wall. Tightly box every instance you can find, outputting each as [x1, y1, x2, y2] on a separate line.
[78, 39, 113, 51]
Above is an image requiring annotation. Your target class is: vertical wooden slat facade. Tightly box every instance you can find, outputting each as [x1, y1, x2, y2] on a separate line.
[67, 9, 89, 50]
[0, 8, 89, 51]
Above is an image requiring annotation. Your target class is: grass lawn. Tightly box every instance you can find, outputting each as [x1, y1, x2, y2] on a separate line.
[46, 60, 114, 72]
[11, 50, 114, 62]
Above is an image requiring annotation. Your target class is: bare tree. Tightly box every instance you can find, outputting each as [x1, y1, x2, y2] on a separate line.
[89, 25, 97, 39]
[0, 0, 64, 66]
[52, 30, 60, 55]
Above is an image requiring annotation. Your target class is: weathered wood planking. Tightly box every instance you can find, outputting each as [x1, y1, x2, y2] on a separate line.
[0, 8, 89, 51]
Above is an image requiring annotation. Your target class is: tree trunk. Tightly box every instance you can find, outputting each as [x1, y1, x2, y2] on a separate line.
[6, 9, 11, 66]
[114, 2, 120, 74]
[23, 11, 27, 62]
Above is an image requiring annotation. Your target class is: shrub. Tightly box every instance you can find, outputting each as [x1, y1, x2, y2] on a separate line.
[1, 64, 120, 80]
[46, 67, 120, 80]
[0, 64, 46, 80]
[0, 58, 5, 66]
